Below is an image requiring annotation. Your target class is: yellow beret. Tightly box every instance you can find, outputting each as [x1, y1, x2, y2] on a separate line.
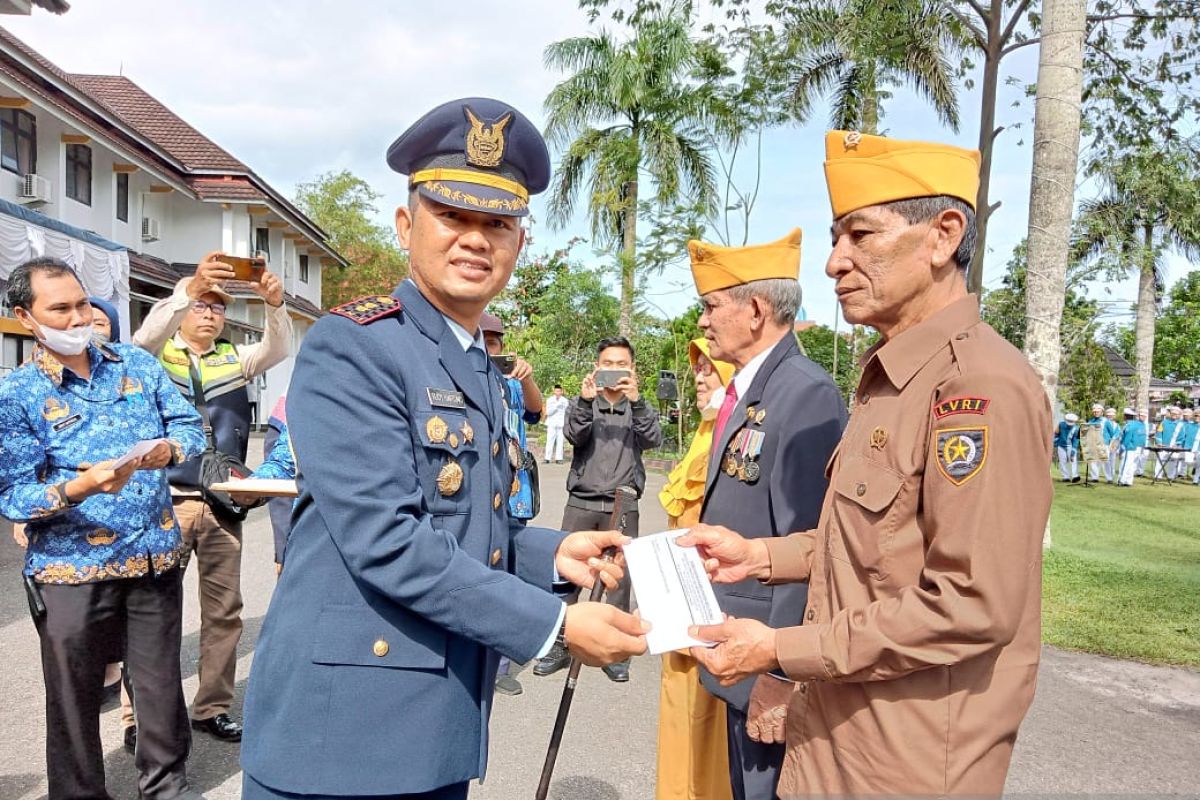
[823, 130, 981, 219]
[688, 228, 802, 297]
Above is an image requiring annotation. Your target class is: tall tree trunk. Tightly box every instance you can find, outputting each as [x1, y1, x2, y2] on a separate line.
[619, 178, 638, 338]
[968, 11, 1004, 296]
[1133, 223, 1157, 410]
[1023, 0, 1086, 549]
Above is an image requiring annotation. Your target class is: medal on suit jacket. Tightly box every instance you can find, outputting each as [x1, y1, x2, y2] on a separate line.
[744, 430, 764, 483]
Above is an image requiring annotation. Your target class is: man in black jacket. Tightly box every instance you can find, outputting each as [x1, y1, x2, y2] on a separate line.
[534, 335, 662, 682]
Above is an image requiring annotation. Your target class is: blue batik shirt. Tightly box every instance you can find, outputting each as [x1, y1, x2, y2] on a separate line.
[252, 421, 297, 480]
[0, 342, 205, 584]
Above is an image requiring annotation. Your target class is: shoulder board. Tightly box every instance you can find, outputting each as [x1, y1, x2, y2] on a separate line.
[329, 295, 403, 325]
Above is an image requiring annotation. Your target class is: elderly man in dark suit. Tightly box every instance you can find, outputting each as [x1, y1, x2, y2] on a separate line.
[239, 97, 649, 800]
[688, 230, 846, 800]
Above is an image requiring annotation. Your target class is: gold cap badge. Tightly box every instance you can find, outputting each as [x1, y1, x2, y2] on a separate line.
[465, 106, 512, 168]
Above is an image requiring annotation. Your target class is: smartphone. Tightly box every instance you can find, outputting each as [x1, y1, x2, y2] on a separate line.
[595, 369, 631, 389]
[222, 254, 267, 283]
[490, 354, 516, 375]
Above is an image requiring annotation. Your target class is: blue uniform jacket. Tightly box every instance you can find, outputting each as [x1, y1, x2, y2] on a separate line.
[698, 333, 846, 710]
[1102, 418, 1121, 445]
[1053, 421, 1079, 449]
[1121, 420, 1147, 450]
[240, 281, 566, 796]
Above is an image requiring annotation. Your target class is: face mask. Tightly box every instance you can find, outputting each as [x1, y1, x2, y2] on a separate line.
[33, 321, 93, 356]
[92, 331, 111, 345]
[700, 389, 723, 421]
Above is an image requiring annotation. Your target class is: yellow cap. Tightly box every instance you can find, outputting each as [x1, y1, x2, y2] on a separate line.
[688, 228, 802, 297]
[823, 130, 981, 219]
[688, 337, 735, 387]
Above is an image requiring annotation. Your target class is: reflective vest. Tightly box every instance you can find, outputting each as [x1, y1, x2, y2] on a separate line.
[160, 338, 252, 489]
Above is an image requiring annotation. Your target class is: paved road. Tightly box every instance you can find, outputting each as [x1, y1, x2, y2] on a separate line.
[2, 455, 1198, 799]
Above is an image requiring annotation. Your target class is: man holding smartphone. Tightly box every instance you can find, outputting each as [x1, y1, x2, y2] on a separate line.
[131, 251, 292, 744]
[534, 336, 663, 682]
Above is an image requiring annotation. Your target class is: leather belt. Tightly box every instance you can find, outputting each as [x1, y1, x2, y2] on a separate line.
[566, 495, 637, 514]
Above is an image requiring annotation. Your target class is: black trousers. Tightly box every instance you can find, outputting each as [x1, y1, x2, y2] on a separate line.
[37, 569, 191, 800]
[726, 706, 783, 800]
[560, 500, 640, 612]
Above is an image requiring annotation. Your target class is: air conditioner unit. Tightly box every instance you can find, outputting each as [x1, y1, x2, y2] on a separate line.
[141, 216, 161, 242]
[19, 173, 52, 205]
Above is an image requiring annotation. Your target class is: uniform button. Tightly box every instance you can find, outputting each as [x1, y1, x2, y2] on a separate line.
[492, 442, 500, 457]
[491, 548, 502, 566]
[372, 639, 389, 657]
[800, 683, 808, 693]
[855, 483, 866, 497]
[806, 608, 815, 621]
[859, 393, 870, 405]
[493, 493, 502, 510]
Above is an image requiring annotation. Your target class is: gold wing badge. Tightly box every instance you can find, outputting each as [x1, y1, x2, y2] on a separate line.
[464, 106, 513, 168]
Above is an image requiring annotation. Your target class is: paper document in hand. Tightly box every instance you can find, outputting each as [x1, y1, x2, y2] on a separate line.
[624, 530, 724, 655]
[111, 439, 166, 469]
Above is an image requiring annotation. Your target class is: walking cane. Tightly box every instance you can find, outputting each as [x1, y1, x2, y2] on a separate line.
[534, 485, 637, 800]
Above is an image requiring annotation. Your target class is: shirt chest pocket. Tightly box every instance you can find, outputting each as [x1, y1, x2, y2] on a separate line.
[415, 410, 479, 515]
[830, 455, 905, 580]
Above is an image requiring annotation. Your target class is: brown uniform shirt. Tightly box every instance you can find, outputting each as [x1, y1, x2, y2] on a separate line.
[762, 296, 1052, 798]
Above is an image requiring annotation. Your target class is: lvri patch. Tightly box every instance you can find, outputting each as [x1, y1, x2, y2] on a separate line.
[935, 427, 988, 486]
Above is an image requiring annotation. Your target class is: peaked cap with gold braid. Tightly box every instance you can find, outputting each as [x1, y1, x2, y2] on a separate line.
[824, 130, 981, 219]
[386, 97, 550, 217]
[688, 228, 802, 297]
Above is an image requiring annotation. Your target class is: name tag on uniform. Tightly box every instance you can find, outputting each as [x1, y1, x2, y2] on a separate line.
[427, 388, 466, 409]
[53, 414, 83, 432]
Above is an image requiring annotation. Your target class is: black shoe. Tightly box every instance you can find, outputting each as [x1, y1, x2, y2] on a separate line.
[1072, 476, 1081, 483]
[191, 713, 242, 742]
[602, 660, 630, 683]
[533, 642, 570, 676]
[494, 674, 524, 695]
[555, 460, 563, 464]
[123, 725, 136, 754]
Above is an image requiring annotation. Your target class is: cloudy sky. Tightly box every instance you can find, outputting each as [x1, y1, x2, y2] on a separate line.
[6, 1, 1182, 329]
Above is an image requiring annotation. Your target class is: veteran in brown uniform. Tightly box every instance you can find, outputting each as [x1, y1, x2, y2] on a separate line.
[680, 131, 1053, 798]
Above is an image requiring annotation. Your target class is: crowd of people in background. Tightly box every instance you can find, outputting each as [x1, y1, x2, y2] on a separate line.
[1054, 403, 1200, 486]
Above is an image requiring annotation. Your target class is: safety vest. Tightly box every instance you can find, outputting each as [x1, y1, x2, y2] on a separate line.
[160, 338, 252, 489]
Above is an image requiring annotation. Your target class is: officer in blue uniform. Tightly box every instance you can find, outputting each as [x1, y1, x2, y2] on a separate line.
[239, 97, 649, 800]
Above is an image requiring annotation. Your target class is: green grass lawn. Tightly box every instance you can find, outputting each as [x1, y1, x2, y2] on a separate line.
[1043, 472, 1200, 667]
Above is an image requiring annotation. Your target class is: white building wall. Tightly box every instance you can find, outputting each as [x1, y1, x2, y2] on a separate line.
[163, 193, 222, 264]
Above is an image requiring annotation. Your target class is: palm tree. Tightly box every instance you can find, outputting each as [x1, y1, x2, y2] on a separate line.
[543, 7, 721, 336]
[778, 0, 965, 135]
[1073, 144, 1200, 409]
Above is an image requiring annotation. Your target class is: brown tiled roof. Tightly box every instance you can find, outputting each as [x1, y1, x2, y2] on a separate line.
[128, 252, 184, 287]
[285, 293, 324, 319]
[188, 177, 266, 201]
[69, 74, 248, 172]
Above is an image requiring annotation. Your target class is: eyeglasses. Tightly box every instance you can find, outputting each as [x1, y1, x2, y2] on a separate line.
[692, 360, 714, 376]
[190, 300, 226, 317]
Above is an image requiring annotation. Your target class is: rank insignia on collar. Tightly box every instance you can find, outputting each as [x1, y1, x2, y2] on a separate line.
[933, 396, 990, 419]
[329, 295, 403, 325]
[934, 427, 988, 486]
